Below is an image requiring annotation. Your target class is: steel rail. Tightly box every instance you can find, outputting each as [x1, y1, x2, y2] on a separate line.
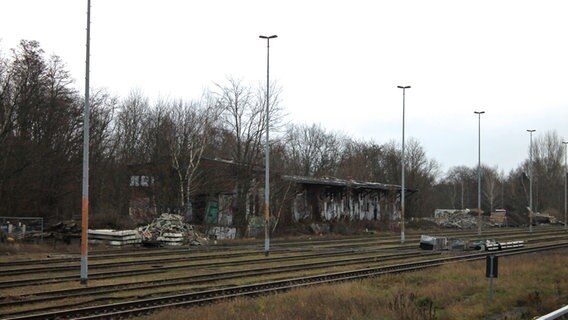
[0, 250, 433, 312]
[0, 247, 422, 289]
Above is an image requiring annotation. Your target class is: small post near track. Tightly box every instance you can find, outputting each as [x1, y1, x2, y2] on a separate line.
[485, 254, 498, 318]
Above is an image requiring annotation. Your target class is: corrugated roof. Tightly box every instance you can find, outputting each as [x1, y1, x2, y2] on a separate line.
[281, 175, 415, 192]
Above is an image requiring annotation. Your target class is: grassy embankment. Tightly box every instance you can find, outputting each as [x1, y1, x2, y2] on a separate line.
[145, 250, 568, 320]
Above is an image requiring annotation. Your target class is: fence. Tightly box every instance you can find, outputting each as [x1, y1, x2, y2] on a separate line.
[0, 216, 44, 242]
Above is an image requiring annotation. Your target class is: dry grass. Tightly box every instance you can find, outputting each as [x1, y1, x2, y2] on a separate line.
[143, 250, 568, 320]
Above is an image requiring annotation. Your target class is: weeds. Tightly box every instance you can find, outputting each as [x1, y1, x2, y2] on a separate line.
[388, 292, 437, 320]
[137, 249, 568, 320]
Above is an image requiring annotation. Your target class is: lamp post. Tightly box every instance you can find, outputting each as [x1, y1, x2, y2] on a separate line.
[259, 34, 277, 256]
[80, 0, 91, 284]
[527, 129, 536, 232]
[397, 85, 410, 244]
[474, 111, 485, 235]
[563, 141, 568, 231]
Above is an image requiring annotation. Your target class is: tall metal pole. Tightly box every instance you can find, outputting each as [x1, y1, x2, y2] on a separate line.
[527, 129, 536, 233]
[563, 141, 567, 231]
[397, 85, 410, 244]
[80, 0, 91, 284]
[474, 111, 485, 235]
[259, 35, 277, 256]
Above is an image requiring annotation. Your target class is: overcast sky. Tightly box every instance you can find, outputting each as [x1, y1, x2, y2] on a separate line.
[1, 0, 567, 175]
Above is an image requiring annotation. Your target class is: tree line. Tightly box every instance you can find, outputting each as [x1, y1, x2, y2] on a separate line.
[1, 40, 566, 229]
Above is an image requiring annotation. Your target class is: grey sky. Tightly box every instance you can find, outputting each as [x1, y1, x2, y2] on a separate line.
[1, 0, 567, 174]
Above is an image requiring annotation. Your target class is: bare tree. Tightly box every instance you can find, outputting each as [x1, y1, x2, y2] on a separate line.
[0, 40, 83, 219]
[404, 138, 440, 217]
[482, 165, 500, 213]
[375, 140, 402, 184]
[442, 166, 483, 211]
[0, 49, 15, 200]
[284, 123, 346, 177]
[336, 139, 382, 181]
[530, 130, 565, 214]
[215, 77, 282, 234]
[115, 90, 149, 164]
[88, 89, 121, 219]
[166, 94, 221, 217]
[0, 51, 14, 145]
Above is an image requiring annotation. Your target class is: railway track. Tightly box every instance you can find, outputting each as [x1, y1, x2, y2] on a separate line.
[4, 241, 567, 320]
[0, 232, 566, 294]
[0, 227, 565, 318]
[0, 247, 425, 289]
[0, 250, 436, 310]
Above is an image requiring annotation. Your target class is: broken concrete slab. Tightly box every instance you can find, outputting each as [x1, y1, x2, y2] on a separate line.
[88, 229, 142, 246]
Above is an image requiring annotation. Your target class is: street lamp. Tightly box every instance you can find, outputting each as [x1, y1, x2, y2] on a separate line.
[563, 141, 567, 231]
[527, 129, 536, 232]
[80, 0, 91, 285]
[259, 34, 277, 256]
[397, 85, 410, 244]
[474, 111, 485, 235]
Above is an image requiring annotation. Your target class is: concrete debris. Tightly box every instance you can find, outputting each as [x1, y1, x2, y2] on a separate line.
[43, 221, 81, 244]
[532, 212, 556, 224]
[471, 239, 525, 251]
[309, 223, 330, 235]
[421, 234, 525, 252]
[88, 229, 142, 246]
[48, 221, 81, 234]
[485, 240, 524, 251]
[139, 213, 206, 246]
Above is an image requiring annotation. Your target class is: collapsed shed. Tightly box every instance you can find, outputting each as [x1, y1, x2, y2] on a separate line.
[281, 175, 415, 224]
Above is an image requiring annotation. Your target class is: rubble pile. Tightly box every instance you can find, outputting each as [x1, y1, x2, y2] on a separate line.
[44, 221, 81, 243]
[309, 223, 330, 235]
[139, 213, 205, 246]
[434, 209, 477, 229]
[48, 221, 81, 234]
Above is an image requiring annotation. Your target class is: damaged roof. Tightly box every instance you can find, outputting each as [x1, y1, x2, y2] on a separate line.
[281, 175, 416, 193]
